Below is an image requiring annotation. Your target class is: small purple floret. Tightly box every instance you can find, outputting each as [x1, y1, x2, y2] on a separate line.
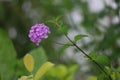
[28, 23, 50, 45]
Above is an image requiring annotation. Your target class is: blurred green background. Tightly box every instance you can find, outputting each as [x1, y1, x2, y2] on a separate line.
[0, 0, 120, 80]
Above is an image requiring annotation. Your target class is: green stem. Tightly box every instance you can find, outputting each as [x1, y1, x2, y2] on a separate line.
[53, 18, 112, 79]
[52, 40, 73, 46]
[65, 35, 112, 80]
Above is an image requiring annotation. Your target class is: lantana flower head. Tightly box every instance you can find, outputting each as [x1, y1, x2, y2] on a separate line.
[28, 23, 50, 45]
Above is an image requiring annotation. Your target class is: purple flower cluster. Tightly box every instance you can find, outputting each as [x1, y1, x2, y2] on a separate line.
[28, 23, 50, 45]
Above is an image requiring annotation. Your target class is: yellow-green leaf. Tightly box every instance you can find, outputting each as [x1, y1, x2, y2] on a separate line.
[87, 76, 97, 80]
[111, 72, 116, 80]
[18, 76, 28, 80]
[55, 64, 67, 78]
[24, 54, 34, 72]
[34, 62, 54, 80]
[18, 75, 33, 80]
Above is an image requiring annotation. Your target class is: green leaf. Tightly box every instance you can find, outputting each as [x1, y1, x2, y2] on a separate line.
[105, 66, 112, 74]
[87, 76, 97, 80]
[66, 75, 73, 80]
[58, 26, 68, 35]
[89, 52, 97, 60]
[46, 64, 68, 79]
[45, 67, 56, 77]
[58, 43, 71, 56]
[55, 16, 62, 21]
[0, 29, 17, 80]
[95, 54, 110, 66]
[97, 73, 107, 80]
[16, 59, 27, 77]
[68, 65, 78, 75]
[74, 34, 88, 42]
[44, 76, 61, 80]
[111, 72, 116, 80]
[18, 75, 33, 80]
[47, 19, 55, 24]
[29, 47, 48, 74]
[55, 64, 67, 78]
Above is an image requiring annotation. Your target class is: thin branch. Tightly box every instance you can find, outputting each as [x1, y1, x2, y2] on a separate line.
[52, 40, 73, 46]
[65, 35, 112, 80]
